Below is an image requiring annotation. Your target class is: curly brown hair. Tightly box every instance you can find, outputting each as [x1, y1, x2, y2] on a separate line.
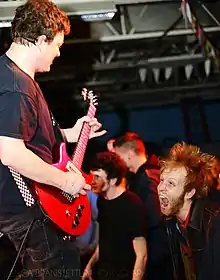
[90, 151, 127, 186]
[160, 142, 219, 198]
[11, 0, 70, 45]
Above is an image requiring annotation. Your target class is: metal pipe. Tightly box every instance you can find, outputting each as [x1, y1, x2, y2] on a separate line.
[66, 26, 220, 44]
[92, 54, 205, 70]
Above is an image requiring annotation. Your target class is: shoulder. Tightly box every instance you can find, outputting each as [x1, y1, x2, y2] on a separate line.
[193, 198, 220, 232]
[202, 198, 220, 214]
[144, 164, 160, 184]
[124, 191, 145, 210]
[87, 191, 98, 212]
[87, 191, 98, 202]
[125, 190, 142, 201]
[204, 200, 220, 224]
[0, 91, 38, 113]
[0, 55, 37, 99]
[202, 200, 220, 237]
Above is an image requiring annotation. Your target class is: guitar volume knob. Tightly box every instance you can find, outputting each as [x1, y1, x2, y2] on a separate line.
[75, 212, 82, 218]
[77, 204, 85, 211]
[72, 218, 80, 228]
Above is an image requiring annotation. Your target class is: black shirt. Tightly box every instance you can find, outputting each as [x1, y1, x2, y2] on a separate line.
[130, 162, 171, 265]
[166, 198, 220, 280]
[97, 191, 146, 280]
[0, 54, 56, 215]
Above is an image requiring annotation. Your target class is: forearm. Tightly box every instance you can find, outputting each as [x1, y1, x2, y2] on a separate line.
[132, 256, 147, 280]
[87, 245, 99, 268]
[1, 141, 66, 190]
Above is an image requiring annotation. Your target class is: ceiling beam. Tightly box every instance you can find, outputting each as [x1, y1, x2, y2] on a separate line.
[0, 0, 116, 21]
[66, 26, 220, 43]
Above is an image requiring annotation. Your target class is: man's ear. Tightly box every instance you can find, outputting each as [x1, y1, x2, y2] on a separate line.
[185, 188, 196, 200]
[128, 149, 134, 160]
[110, 178, 117, 186]
[36, 35, 47, 48]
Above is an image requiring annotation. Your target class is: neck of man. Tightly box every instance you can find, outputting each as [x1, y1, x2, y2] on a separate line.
[104, 185, 126, 200]
[176, 200, 193, 224]
[6, 42, 35, 80]
[132, 154, 147, 173]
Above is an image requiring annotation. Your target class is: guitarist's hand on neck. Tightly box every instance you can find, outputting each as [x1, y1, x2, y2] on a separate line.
[62, 171, 91, 196]
[62, 116, 107, 143]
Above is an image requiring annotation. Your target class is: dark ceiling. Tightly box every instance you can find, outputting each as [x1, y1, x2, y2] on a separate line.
[1, 0, 220, 115]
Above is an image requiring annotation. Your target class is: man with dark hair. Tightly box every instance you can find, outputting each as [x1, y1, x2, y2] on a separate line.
[114, 132, 173, 280]
[82, 152, 147, 280]
[158, 142, 220, 280]
[0, 1, 105, 279]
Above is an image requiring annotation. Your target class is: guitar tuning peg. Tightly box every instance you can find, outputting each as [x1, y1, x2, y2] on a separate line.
[82, 88, 90, 101]
[92, 95, 98, 105]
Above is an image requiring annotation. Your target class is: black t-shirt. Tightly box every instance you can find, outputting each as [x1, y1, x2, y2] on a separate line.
[97, 191, 146, 279]
[0, 54, 57, 215]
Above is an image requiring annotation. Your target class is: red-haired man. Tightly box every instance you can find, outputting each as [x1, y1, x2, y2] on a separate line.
[158, 142, 220, 280]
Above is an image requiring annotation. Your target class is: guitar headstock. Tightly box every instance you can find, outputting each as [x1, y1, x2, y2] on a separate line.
[81, 88, 98, 107]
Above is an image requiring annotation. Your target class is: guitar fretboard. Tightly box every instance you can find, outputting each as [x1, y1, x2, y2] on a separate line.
[72, 103, 96, 169]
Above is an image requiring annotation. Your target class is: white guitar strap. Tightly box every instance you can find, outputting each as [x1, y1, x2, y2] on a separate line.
[0, 168, 36, 238]
[9, 168, 36, 206]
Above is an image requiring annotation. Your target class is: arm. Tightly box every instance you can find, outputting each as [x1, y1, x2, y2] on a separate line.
[132, 237, 148, 280]
[128, 195, 148, 280]
[86, 221, 99, 254]
[138, 170, 162, 229]
[82, 245, 99, 280]
[0, 136, 87, 195]
[210, 217, 220, 279]
[0, 137, 65, 188]
[86, 245, 99, 268]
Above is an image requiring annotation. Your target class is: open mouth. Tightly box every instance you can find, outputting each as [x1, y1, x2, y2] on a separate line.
[159, 195, 169, 208]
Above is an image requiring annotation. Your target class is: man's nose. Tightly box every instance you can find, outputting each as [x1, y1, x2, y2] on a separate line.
[158, 182, 166, 192]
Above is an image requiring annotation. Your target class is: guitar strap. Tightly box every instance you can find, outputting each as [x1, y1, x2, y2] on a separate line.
[50, 111, 65, 144]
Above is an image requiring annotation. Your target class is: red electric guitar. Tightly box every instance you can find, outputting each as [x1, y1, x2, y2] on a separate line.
[34, 89, 98, 236]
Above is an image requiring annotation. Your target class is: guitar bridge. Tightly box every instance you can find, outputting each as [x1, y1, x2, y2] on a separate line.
[62, 191, 73, 202]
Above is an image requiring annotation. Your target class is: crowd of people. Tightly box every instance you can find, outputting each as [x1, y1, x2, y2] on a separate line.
[1, 1, 220, 280]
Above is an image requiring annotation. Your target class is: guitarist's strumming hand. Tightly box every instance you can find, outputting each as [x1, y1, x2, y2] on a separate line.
[63, 171, 91, 196]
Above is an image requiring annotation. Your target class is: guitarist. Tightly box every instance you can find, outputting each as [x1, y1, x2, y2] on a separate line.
[0, 1, 106, 279]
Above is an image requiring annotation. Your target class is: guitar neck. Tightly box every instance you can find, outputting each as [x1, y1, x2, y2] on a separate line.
[72, 103, 96, 169]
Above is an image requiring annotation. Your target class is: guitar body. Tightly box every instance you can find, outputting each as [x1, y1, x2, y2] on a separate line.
[34, 143, 92, 236]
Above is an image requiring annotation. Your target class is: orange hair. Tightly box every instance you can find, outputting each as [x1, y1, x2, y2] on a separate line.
[160, 142, 219, 198]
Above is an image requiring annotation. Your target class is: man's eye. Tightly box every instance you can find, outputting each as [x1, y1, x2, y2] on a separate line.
[169, 181, 175, 187]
